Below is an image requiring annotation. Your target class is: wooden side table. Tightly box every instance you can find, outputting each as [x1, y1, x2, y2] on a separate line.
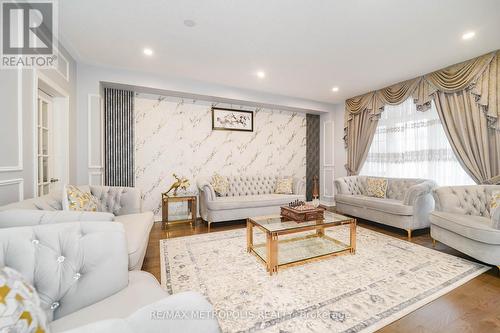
[161, 193, 197, 229]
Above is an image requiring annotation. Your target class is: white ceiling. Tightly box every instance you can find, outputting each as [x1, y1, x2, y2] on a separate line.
[60, 0, 500, 104]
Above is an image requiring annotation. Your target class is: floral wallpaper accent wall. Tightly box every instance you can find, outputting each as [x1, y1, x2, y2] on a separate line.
[134, 94, 306, 218]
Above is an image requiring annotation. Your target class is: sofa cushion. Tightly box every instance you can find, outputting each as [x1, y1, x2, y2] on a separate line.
[207, 194, 304, 211]
[115, 212, 154, 270]
[0, 210, 115, 228]
[63, 185, 100, 212]
[49, 271, 167, 333]
[430, 211, 500, 245]
[335, 194, 413, 216]
[0, 193, 63, 211]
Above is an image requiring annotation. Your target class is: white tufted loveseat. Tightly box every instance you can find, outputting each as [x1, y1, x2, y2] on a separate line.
[334, 176, 437, 239]
[0, 185, 153, 270]
[0, 222, 220, 332]
[197, 175, 305, 229]
[430, 185, 500, 266]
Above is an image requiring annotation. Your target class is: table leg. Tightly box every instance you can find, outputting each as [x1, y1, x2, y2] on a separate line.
[316, 219, 325, 237]
[246, 220, 253, 253]
[350, 219, 357, 254]
[269, 233, 278, 275]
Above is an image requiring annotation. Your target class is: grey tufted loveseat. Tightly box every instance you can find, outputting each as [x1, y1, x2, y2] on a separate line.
[334, 176, 437, 239]
[197, 175, 305, 229]
[0, 185, 153, 270]
[0, 222, 220, 332]
[430, 185, 500, 267]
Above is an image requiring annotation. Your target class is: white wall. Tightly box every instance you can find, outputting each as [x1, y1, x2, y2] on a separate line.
[0, 43, 77, 205]
[333, 103, 347, 179]
[77, 63, 337, 186]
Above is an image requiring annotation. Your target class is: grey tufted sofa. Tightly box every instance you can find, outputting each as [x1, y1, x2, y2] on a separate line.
[334, 176, 437, 239]
[0, 222, 220, 332]
[197, 175, 305, 229]
[0, 185, 153, 270]
[430, 185, 500, 267]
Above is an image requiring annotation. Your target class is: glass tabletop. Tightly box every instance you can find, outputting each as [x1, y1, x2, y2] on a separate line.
[249, 211, 354, 233]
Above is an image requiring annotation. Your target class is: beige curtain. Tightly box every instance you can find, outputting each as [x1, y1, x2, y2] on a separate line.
[344, 50, 500, 183]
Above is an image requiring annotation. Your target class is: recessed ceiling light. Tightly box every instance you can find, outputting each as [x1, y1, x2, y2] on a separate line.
[143, 48, 153, 56]
[331, 86, 339, 92]
[462, 31, 475, 40]
[184, 19, 196, 27]
[256, 71, 266, 79]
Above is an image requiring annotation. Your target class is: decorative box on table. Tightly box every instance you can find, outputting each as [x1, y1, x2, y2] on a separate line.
[280, 205, 325, 222]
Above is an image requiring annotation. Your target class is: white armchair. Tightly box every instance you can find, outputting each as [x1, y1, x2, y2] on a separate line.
[0, 222, 220, 332]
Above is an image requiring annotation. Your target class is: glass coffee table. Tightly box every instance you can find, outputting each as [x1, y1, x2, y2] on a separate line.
[247, 211, 356, 275]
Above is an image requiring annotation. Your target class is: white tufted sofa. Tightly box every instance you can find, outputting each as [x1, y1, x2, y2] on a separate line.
[334, 176, 437, 239]
[0, 185, 153, 270]
[0, 222, 220, 332]
[430, 185, 500, 266]
[197, 175, 305, 228]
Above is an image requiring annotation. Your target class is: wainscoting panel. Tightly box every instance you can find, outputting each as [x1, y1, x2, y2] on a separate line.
[88, 94, 103, 169]
[0, 69, 23, 172]
[88, 171, 103, 186]
[135, 94, 307, 217]
[323, 168, 335, 198]
[104, 88, 134, 187]
[0, 179, 24, 206]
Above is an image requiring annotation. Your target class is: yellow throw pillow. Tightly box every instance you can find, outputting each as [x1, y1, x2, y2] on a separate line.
[275, 177, 293, 194]
[0, 267, 48, 333]
[211, 174, 229, 197]
[64, 185, 100, 212]
[490, 191, 500, 229]
[366, 177, 388, 198]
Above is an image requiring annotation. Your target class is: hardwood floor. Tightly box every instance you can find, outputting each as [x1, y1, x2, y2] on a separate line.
[142, 215, 500, 333]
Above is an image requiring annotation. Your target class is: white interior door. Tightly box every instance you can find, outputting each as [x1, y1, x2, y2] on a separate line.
[37, 90, 59, 196]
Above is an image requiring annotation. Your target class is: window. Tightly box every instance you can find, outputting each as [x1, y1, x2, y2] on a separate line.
[360, 97, 475, 186]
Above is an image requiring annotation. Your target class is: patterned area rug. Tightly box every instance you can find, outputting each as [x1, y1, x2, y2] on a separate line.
[160, 226, 488, 333]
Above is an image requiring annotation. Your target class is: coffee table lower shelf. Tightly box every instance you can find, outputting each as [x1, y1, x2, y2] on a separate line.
[246, 215, 356, 275]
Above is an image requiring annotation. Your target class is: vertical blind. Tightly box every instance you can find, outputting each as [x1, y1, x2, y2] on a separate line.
[104, 88, 135, 187]
[360, 97, 475, 186]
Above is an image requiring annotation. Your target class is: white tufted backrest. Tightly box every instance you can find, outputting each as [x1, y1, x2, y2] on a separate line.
[386, 178, 423, 200]
[0, 222, 129, 321]
[433, 185, 499, 218]
[335, 176, 427, 200]
[221, 175, 280, 197]
[0, 186, 142, 217]
[89, 186, 142, 216]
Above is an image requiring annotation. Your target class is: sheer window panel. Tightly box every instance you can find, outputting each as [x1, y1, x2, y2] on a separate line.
[360, 98, 475, 186]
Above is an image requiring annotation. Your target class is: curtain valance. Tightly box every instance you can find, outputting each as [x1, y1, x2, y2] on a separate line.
[345, 50, 499, 130]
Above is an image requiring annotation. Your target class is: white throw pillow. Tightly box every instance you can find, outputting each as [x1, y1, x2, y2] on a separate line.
[275, 177, 293, 194]
[62, 185, 100, 212]
[490, 190, 500, 229]
[0, 267, 49, 333]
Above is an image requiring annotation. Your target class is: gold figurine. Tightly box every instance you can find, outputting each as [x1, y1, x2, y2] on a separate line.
[164, 174, 190, 196]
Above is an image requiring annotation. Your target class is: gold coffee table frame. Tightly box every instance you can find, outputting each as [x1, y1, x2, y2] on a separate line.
[247, 212, 356, 275]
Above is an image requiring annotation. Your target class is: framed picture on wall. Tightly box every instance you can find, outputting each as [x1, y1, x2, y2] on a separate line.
[212, 107, 254, 132]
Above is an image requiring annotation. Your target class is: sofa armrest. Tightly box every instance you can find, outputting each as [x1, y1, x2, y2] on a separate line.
[63, 291, 220, 333]
[293, 178, 306, 195]
[90, 186, 142, 216]
[403, 180, 437, 206]
[197, 178, 216, 202]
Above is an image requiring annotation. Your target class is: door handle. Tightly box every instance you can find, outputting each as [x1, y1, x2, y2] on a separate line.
[50, 178, 59, 183]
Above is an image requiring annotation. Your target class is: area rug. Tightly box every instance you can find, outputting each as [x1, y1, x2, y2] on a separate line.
[160, 226, 488, 333]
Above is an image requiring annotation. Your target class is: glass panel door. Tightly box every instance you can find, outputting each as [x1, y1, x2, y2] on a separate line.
[37, 90, 53, 196]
